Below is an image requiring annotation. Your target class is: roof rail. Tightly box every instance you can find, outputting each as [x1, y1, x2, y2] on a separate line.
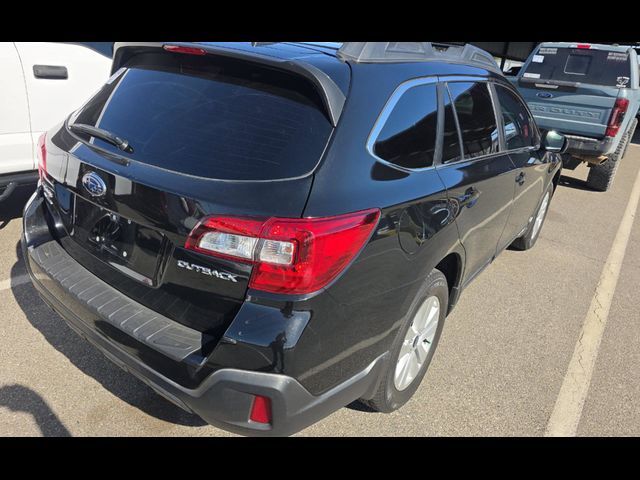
[337, 42, 500, 72]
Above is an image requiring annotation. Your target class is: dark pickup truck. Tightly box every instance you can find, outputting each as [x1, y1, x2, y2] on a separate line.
[512, 42, 639, 191]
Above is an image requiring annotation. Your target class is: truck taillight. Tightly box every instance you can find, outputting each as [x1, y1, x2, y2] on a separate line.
[37, 133, 47, 180]
[185, 209, 381, 295]
[606, 98, 629, 137]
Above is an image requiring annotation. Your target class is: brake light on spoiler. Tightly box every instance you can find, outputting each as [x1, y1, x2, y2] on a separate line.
[162, 45, 207, 55]
[185, 209, 381, 295]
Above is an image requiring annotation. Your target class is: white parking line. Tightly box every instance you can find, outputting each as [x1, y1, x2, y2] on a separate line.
[0, 274, 31, 292]
[545, 165, 640, 437]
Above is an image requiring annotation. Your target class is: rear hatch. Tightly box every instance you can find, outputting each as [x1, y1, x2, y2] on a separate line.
[516, 46, 631, 137]
[43, 45, 342, 341]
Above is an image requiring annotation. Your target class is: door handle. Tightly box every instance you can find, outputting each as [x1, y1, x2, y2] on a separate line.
[458, 187, 480, 208]
[33, 65, 68, 80]
[0, 182, 17, 202]
[516, 171, 526, 186]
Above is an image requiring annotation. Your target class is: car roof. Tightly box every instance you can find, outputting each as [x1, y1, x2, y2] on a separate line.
[194, 42, 351, 94]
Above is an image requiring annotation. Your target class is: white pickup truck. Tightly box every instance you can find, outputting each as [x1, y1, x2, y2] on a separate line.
[0, 42, 111, 203]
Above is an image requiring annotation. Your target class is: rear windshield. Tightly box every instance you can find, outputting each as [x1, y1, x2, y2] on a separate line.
[522, 47, 631, 88]
[69, 52, 333, 181]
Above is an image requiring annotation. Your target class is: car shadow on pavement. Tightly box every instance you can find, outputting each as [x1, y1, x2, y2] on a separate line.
[557, 175, 596, 192]
[0, 384, 72, 436]
[11, 242, 207, 429]
[346, 401, 377, 413]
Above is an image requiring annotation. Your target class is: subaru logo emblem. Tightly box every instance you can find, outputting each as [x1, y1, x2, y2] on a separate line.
[82, 172, 107, 197]
[537, 92, 554, 99]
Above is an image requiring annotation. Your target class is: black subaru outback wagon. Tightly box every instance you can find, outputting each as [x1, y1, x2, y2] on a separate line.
[23, 42, 564, 436]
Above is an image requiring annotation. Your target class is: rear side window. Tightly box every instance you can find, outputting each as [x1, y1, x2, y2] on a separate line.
[69, 52, 333, 181]
[495, 85, 537, 150]
[522, 47, 632, 88]
[447, 82, 499, 159]
[441, 87, 463, 164]
[373, 83, 438, 169]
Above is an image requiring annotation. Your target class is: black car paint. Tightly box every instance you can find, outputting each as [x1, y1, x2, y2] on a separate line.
[26, 43, 562, 431]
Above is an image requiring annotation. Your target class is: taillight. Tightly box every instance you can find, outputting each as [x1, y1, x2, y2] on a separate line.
[606, 98, 629, 137]
[163, 45, 207, 56]
[185, 208, 381, 295]
[37, 133, 47, 180]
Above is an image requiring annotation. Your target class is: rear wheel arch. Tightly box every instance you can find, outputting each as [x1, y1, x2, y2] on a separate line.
[435, 252, 463, 308]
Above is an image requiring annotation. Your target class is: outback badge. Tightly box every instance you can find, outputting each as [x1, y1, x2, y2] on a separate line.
[177, 260, 239, 283]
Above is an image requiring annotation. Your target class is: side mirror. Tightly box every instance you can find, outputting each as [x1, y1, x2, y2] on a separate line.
[542, 130, 567, 153]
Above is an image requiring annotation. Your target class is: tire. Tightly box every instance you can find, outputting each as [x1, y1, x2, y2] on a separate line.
[621, 118, 637, 159]
[362, 268, 448, 413]
[586, 119, 636, 192]
[510, 182, 553, 251]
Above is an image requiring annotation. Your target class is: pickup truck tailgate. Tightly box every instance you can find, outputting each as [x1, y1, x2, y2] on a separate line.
[518, 85, 616, 137]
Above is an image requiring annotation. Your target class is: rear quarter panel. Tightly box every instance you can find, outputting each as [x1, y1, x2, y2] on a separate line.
[296, 63, 474, 394]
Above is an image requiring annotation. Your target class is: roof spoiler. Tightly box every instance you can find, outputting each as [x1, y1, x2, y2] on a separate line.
[111, 42, 346, 127]
[337, 42, 501, 73]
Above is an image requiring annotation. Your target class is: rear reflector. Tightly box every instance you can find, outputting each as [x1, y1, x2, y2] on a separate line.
[185, 209, 381, 295]
[249, 395, 272, 424]
[606, 97, 629, 137]
[37, 133, 47, 180]
[163, 45, 207, 56]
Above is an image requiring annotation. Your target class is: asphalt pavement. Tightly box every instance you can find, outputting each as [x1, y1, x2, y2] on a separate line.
[1, 133, 639, 436]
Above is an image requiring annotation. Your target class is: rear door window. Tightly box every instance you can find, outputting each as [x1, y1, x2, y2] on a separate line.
[441, 86, 463, 164]
[522, 47, 631, 88]
[373, 83, 438, 169]
[69, 52, 333, 181]
[447, 82, 500, 159]
[494, 85, 538, 150]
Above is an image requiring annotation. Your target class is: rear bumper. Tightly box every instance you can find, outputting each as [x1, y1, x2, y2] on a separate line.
[22, 191, 386, 436]
[564, 134, 615, 159]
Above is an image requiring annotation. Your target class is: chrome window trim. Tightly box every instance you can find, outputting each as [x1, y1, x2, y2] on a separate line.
[366, 76, 440, 173]
[367, 74, 542, 173]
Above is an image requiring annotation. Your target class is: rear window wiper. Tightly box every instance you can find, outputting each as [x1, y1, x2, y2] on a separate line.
[68, 123, 134, 153]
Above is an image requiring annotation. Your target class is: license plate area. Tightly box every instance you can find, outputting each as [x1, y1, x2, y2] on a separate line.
[72, 195, 166, 286]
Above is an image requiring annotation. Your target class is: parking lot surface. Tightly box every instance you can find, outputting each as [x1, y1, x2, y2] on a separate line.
[2, 134, 640, 436]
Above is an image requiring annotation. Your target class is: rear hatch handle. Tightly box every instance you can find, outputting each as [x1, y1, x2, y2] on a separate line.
[68, 123, 134, 153]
